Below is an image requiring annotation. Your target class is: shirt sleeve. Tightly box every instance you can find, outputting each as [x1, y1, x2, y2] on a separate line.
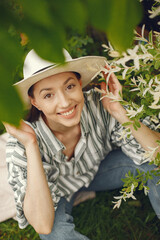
[6, 135, 61, 229]
[110, 116, 160, 165]
[6, 136, 28, 229]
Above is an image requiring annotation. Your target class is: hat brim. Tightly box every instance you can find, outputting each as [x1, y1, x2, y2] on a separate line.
[14, 56, 106, 108]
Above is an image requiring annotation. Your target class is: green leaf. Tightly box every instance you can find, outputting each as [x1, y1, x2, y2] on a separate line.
[104, 0, 143, 52]
[21, 0, 53, 28]
[136, 169, 141, 175]
[134, 120, 141, 128]
[98, 78, 106, 83]
[0, 28, 23, 71]
[154, 60, 160, 70]
[122, 121, 132, 127]
[133, 123, 138, 131]
[21, 18, 65, 63]
[0, 27, 24, 124]
[149, 31, 153, 44]
[0, 67, 24, 125]
[148, 49, 157, 56]
[85, 0, 109, 30]
[50, 0, 87, 32]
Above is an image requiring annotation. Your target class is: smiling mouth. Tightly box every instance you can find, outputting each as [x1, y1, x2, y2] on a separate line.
[58, 106, 76, 116]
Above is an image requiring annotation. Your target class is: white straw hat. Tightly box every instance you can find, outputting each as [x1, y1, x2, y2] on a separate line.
[14, 49, 106, 108]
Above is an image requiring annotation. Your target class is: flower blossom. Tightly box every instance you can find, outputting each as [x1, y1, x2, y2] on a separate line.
[116, 128, 132, 143]
[142, 146, 159, 161]
[102, 43, 120, 57]
[112, 184, 136, 209]
[94, 87, 123, 102]
[144, 186, 149, 196]
[149, 89, 160, 109]
[149, 6, 160, 19]
[126, 105, 144, 118]
[115, 45, 153, 70]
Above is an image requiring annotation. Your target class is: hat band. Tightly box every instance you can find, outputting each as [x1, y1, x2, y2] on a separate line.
[33, 64, 54, 75]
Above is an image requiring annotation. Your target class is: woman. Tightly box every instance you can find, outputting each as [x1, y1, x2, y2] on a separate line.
[4, 49, 160, 240]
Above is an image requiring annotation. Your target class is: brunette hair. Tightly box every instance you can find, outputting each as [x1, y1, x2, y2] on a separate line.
[26, 72, 81, 122]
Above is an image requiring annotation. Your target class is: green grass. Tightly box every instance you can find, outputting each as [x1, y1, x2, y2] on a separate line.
[0, 190, 159, 240]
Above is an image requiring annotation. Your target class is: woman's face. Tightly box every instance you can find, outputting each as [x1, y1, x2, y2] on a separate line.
[30, 72, 84, 131]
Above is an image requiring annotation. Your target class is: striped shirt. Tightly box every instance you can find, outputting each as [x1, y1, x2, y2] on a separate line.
[6, 89, 158, 229]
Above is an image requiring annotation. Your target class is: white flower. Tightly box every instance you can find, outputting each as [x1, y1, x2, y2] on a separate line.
[130, 88, 140, 92]
[142, 146, 159, 161]
[108, 50, 120, 58]
[141, 24, 145, 38]
[126, 184, 137, 200]
[117, 128, 132, 143]
[102, 42, 120, 58]
[149, 6, 160, 19]
[131, 77, 137, 85]
[102, 44, 109, 52]
[155, 85, 160, 91]
[144, 186, 149, 196]
[94, 86, 123, 103]
[99, 65, 121, 88]
[94, 87, 106, 95]
[155, 76, 160, 85]
[125, 191, 137, 200]
[149, 104, 160, 109]
[143, 88, 150, 96]
[112, 199, 122, 209]
[140, 44, 148, 54]
[126, 105, 144, 118]
[155, 124, 160, 130]
[115, 45, 139, 69]
[115, 45, 153, 70]
[151, 115, 159, 124]
[100, 92, 123, 102]
[149, 78, 153, 87]
[149, 90, 160, 105]
[122, 68, 128, 79]
[137, 76, 146, 85]
[112, 184, 137, 209]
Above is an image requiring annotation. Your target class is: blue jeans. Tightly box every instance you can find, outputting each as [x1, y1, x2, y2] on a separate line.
[39, 149, 160, 240]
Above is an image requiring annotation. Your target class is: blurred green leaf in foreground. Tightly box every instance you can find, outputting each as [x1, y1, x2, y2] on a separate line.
[0, 0, 143, 125]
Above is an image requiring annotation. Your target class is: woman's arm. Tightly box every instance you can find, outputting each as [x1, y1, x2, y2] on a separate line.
[4, 121, 54, 234]
[100, 72, 160, 158]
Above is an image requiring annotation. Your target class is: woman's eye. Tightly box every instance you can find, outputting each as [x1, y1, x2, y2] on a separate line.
[44, 93, 53, 99]
[67, 84, 75, 90]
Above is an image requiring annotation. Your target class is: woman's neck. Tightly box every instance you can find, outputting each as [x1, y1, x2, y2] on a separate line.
[42, 114, 81, 140]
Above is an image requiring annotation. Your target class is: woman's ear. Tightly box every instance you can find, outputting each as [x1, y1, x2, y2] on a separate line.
[29, 96, 41, 110]
[79, 79, 82, 87]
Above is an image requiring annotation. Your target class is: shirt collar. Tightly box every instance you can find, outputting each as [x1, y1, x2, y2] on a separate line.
[80, 102, 89, 137]
[36, 101, 89, 162]
[37, 116, 65, 157]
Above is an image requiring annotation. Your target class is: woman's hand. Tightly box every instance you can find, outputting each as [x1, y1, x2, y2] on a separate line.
[3, 120, 37, 148]
[101, 68, 125, 119]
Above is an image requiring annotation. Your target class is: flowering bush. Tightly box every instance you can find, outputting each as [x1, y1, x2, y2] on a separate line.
[99, 1, 160, 208]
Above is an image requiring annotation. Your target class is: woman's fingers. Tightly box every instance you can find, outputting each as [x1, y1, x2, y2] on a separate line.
[3, 122, 17, 135]
[100, 81, 106, 92]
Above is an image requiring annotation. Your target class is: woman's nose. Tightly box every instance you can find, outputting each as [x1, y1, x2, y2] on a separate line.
[58, 92, 70, 108]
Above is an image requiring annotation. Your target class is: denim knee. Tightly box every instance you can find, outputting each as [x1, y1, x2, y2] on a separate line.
[39, 198, 90, 240]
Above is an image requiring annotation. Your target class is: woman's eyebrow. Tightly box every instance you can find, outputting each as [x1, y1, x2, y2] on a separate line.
[39, 77, 75, 94]
[39, 88, 53, 95]
[64, 77, 75, 85]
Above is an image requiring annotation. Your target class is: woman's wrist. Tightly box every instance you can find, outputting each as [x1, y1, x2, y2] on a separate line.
[25, 138, 38, 151]
[111, 107, 128, 124]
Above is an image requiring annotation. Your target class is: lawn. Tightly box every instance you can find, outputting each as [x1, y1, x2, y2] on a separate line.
[0, 189, 159, 240]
